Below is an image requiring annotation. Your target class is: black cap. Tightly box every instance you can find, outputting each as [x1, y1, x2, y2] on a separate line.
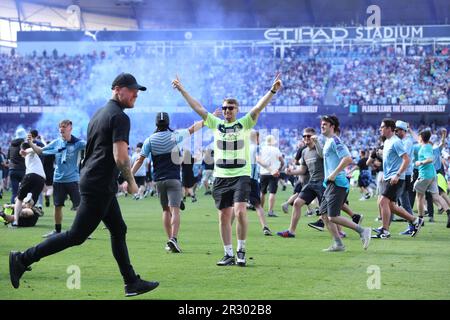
[111, 73, 147, 91]
[156, 112, 169, 126]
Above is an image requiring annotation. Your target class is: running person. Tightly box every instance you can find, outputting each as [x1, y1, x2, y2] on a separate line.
[319, 115, 371, 252]
[373, 118, 424, 239]
[131, 112, 203, 253]
[258, 135, 284, 217]
[413, 130, 450, 228]
[277, 128, 324, 238]
[172, 73, 282, 266]
[27, 120, 86, 238]
[130, 142, 148, 200]
[9, 72, 159, 296]
[249, 130, 272, 236]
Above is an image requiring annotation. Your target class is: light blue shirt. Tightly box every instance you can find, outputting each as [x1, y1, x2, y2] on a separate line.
[323, 135, 351, 190]
[418, 144, 436, 179]
[382, 135, 407, 181]
[42, 136, 86, 183]
[401, 135, 414, 176]
[433, 147, 442, 171]
[250, 143, 260, 180]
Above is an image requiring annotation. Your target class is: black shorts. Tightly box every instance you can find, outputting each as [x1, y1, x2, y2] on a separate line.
[260, 175, 279, 194]
[380, 179, 405, 202]
[182, 175, 195, 188]
[212, 176, 251, 210]
[293, 181, 303, 194]
[53, 181, 81, 207]
[134, 176, 146, 187]
[249, 178, 261, 206]
[319, 182, 348, 217]
[17, 173, 45, 204]
[298, 182, 325, 205]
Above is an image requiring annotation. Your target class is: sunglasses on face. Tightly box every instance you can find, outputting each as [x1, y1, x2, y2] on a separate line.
[222, 106, 235, 111]
[303, 134, 312, 138]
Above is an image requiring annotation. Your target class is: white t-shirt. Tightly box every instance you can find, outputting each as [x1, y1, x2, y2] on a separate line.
[259, 145, 282, 175]
[25, 148, 46, 179]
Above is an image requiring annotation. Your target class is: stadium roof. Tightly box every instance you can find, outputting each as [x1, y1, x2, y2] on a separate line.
[14, 0, 450, 29]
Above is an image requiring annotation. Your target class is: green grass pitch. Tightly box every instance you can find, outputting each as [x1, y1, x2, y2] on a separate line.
[1, 187, 449, 300]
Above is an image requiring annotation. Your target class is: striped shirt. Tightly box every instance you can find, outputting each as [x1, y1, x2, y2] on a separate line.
[141, 129, 190, 181]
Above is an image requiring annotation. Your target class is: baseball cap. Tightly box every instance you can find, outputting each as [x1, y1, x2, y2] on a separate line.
[395, 120, 408, 131]
[156, 112, 169, 126]
[111, 73, 146, 91]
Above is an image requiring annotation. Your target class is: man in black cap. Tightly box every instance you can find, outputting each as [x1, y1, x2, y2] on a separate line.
[131, 111, 204, 253]
[9, 72, 159, 297]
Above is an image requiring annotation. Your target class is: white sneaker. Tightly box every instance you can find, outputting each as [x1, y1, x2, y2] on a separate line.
[322, 244, 346, 252]
[360, 228, 371, 250]
[281, 203, 289, 214]
[236, 250, 246, 266]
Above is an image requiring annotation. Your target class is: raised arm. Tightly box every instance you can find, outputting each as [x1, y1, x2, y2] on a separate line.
[113, 141, 138, 194]
[187, 120, 205, 135]
[249, 73, 282, 121]
[27, 134, 43, 155]
[172, 75, 208, 120]
[438, 128, 447, 150]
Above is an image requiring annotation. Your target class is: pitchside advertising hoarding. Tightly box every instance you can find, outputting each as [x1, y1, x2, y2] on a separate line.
[1, 105, 448, 114]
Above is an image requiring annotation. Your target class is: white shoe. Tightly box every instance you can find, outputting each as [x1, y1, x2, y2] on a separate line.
[322, 244, 346, 252]
[281, 203, 289, 214]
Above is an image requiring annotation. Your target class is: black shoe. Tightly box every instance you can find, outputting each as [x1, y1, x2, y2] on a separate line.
[180, 201, 185, 211]
[236, 250, 246, 267]
[308, 219, 324, 231]
[411, 217, 424, 237]
[167, 238, 182, 253]
[125, 275, 159, 297]
[204, 191, 212, 196]
[263, 226, 272, 236]
[282, 185, 287, 191]
[191, 196, 197, 203]
[352, 214, 363, 225]
[438, 208, 444, 215]
[9, 251, 31, 289]
[216, 254, 235, 266]
[45, 196, 50, 207]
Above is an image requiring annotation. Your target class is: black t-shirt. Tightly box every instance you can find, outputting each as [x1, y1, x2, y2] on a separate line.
[79, 99, 130, 194]
[7, 138, 25, 170]
[370, 148, 383, 173]
[357, 157, 369, 171]
[295, 145, 307, 163]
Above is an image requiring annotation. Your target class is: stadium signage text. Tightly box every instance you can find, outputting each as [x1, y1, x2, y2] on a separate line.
[361, 105, 447, 113]
[264, 26, 423, 42]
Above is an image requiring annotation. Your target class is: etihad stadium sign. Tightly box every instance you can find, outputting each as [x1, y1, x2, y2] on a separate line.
[264, 26, 425, 42]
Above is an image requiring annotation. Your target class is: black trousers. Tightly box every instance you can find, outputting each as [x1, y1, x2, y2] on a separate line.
[21, 193, 138, 284]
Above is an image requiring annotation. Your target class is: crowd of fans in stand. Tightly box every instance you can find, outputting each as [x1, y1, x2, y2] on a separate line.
[0, 44, 448, 109]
